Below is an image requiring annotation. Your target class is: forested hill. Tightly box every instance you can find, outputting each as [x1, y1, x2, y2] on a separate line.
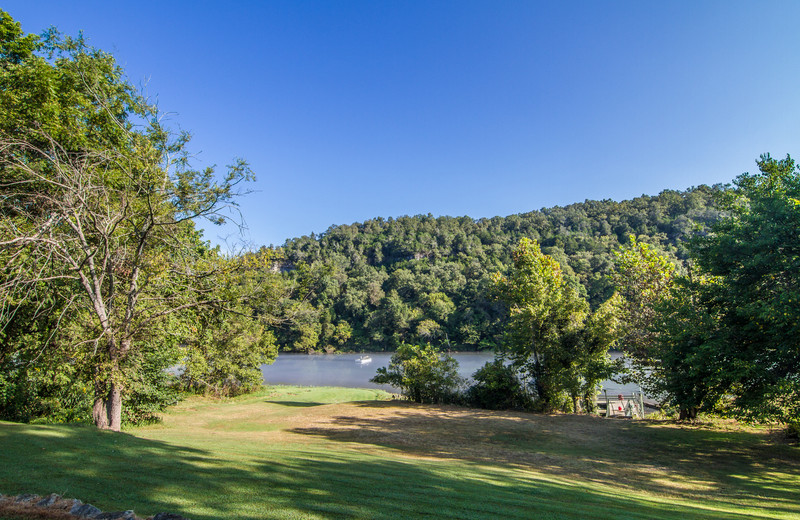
[272, 185, 724, 352]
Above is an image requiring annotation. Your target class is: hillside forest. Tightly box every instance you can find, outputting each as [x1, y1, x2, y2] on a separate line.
[272, 186, 722, 352]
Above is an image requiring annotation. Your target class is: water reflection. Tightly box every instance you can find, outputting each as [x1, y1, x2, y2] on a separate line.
[261, 352, 639, 393]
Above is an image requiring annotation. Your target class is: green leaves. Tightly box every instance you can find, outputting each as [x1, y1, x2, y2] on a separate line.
[608, 155, 800, 422]
[371, 343, 463, 404]
[494, 238, 617, 412]
[0, 11, 263, 428]
[689, 154, 800, 421]
[611, 236, 676, 364]
[271, 184, 721, 353]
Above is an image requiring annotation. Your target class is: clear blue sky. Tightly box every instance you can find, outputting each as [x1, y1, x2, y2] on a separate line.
[4, 1, 799, 248]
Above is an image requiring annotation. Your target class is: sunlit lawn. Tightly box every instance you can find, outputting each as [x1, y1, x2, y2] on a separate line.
[1, 386, 799, 519]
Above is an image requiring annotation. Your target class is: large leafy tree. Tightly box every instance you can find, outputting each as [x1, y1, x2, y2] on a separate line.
[567, 293, 624, 413]
[0, 12, 255, 430]
[610, 236, 677, 394]
[611, 238, 723, 419]
[493, 238, 617, 411]
[691, 154, 800, 421]
[493, 239, 586, 408]
[179, 251, 284, 396]
[648, 273, 724, 420]
[611, 236, 677, 366]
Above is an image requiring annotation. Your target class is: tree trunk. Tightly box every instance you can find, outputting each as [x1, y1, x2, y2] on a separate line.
[535, 380, 548, 408]
[92, 379, 122, 431]
[108, 382, 122, 431]
[92, 372, 111, 429]
[582, 390, 597, 414]
[92, 393, 110, 429]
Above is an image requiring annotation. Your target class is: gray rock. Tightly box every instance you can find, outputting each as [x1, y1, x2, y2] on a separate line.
[95, 511, 136, 520]
[36, 493, 61, 507]
[15, 494, 40, 503]
[152, 513, 191, 520]
[71, 502, 103, 518]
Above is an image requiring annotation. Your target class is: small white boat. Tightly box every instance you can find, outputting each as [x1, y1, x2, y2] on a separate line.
[356, 355, 372, 364]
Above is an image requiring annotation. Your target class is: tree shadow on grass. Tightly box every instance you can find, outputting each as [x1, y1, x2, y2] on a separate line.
[0, 422, 216, 516]
[2, 411, 798, 520]
[243, 452, 766, 520]
[0, 419, 779, 520]
[288, 401, 800, 519]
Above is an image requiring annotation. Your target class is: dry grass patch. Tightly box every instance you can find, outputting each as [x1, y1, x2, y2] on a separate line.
[284, 399, 800, 504]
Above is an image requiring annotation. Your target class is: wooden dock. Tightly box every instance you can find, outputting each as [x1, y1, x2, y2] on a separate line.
[595, 391, 659, 418]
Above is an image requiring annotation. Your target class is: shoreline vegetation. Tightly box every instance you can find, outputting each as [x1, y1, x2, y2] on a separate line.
[1, 386, 798, 520]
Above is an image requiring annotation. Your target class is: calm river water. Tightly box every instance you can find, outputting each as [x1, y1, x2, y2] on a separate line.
[260, 352, 638, 394]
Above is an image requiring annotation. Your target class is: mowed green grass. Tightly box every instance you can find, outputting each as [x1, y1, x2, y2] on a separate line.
[1, 386, 799, 520]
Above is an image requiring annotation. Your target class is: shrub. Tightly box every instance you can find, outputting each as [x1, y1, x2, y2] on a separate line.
[371, 343, 464, 404]
[466, 359, 534, 411]
[787, 421, 800, 443]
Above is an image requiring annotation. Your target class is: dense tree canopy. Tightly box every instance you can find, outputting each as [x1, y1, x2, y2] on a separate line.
[609, 155, 800, 422]
[611, 236, 677, 379]
[0, 12, 272, 430]
[649, 272, 725, 420]
[272, 187, 722, 352]
[690, 154, 800, 421]
[611, 240, 720, 419]
[493, 239, 620, 412]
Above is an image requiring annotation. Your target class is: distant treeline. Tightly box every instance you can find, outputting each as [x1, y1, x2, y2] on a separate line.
[270, 185, 724, 352]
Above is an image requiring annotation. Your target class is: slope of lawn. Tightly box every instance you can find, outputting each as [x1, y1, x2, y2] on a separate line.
[1, 386, 799, 520]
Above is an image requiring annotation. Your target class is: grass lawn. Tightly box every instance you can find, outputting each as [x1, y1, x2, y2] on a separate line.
[1, 386, 799, 520]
